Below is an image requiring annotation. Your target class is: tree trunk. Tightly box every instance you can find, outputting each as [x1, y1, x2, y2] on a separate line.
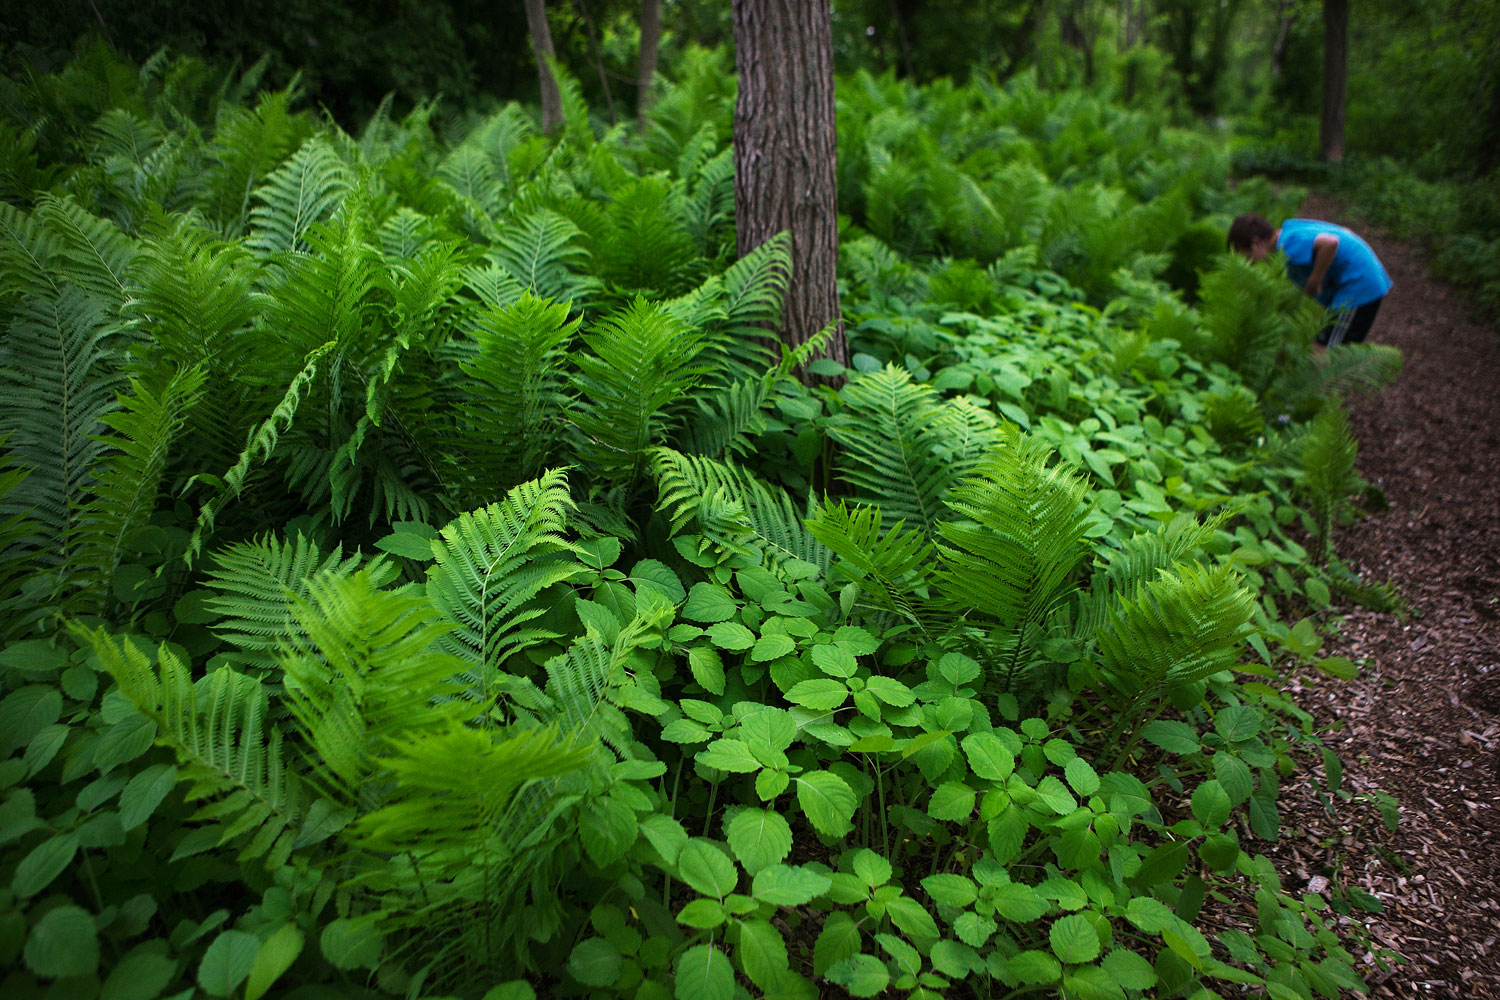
[731, 0, 847, 377]
[1270, 0, 1293, 79]
[1320, 0, 1348, 163]
[524, 0, 563, 134]
[638, 0, 661, 118]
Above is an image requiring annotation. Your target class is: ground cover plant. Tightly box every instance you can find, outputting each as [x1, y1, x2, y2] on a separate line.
[0, 44, 1404, 1000]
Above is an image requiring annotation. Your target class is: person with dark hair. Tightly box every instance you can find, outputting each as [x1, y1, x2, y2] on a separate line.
[1228, 213, 1393, 347]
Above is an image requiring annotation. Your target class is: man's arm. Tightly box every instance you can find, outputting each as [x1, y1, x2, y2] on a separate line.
[1305, 233, 1338, 296]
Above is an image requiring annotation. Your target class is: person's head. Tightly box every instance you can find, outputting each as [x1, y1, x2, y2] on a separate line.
[1227, 213, 1277, 261]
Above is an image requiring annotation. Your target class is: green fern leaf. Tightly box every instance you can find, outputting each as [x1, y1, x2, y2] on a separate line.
[1096, 562, 1256, 691]
[246, 135, 354, 254]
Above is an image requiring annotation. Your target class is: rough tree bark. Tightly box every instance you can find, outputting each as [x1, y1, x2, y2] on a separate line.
[524, 0, 563, 134]
[731, 0, 848, 377]
[638, 0, 661, 118]
[1320, 0, 1348, 163]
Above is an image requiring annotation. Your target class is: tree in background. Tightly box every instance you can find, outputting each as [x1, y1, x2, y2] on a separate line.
[637, 0, 661, 117]
[524, 0, 563, 133]
[731, 0, 848, 376]
[1318, 0, 1347, 163]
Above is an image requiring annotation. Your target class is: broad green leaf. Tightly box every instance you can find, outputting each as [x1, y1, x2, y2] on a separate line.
[705, 622, 755, 651]
[1065, 965, 1127, 1000]
[319, 917, 382, 971]
[199, 930, 260, 996]
[811, 643, 858, 678]
[1007, 949, 1062, 985]
[674, 943, 733, 1000]
[864, 676, 914, 706]
[725, 808, 792, 874]
[1035, 775, 1077, 815]
[1130, 841, 1191, 888]
[852, 848, 891, 887]
[676, 899, 726, 929]
[639, 813, 688, 864]
[1213, 753, 1254, 806]
[1214, 705, 1262, 743]
[921, 873, 978, 908]
[688, 647, 725, 695]
[991, 881, 1050, 922]
[1049, 913, 1100, 964]
[736, 918, 789, 989]
[677, 838, 738, 898]
[814, 911, 860, 975]
[752, 633, 796, 662]
[1123, 896, 1175, 932]
[796, 770, 857, 836]
[1190, 779, 1232, 829]
[739, 708, 796, 757]
[25, 904, 98, 978]
[962, 732, 1015, 781]
[885, 896, 938, 941]
[827, 954, 889, 997]
[568, 937, 623, 987]
[954, 911, 996, 947]
[784, 678, 848, 711]
[581, 794, 638, 867]
[683, 584, 738, 623]
[119, 763, 179, 831]
[12, 831, 79, 897]
[928, 781, 976, 821]
[1101, 948, 1157, 989]
[1064, 758, 1100, 797]
[1140, 720, 1199, 754]
[245, 924, 304, 1000]
[752, 863, 832, 905]
[0, 686, 62, 756]
[101, 947, 177, 1000]
[1285, 617, 1322, 658]
[1248, 785, 1280, 839]
[695, 738, 761, 773]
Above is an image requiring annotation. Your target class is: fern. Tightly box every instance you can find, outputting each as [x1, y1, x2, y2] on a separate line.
[245, 135, 354, 254]
[33, 195, 138, 304]
[72, 364, 207, 612]
[806, 499, 935, 626]
[1096, 562, 1256, 693]
[201, 531, 370, 662]
[0, 201, 63, 300]
[1268, 342, 1403, 419]
[650, 448, 827, 575]
[935, 432, 1095, 629]
[75, 626, 308, 869]
[571, 298, 709, 488]
[451, 291, 577, 494]
[426, 470, 586, 701]
[828, 365, 986, 537]
[1299, 406, 1360, 563]
[0, 288, 129, 571]
[491, 208, 599, 307]
[280, 565, 474, 805]
[202, 82, 312, 234]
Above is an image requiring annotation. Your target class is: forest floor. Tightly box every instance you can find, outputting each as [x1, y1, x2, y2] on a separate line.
[1262, 193, 1500, 998]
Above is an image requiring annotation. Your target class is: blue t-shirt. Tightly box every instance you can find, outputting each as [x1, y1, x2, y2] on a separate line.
[1277, 218, 1393, 309]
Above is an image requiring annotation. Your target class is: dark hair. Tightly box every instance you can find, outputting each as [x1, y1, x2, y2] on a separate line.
[1227, 213, 1274, 253]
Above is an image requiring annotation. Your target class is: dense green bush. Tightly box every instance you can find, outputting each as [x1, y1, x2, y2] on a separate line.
[0, 43, 1400, 1000]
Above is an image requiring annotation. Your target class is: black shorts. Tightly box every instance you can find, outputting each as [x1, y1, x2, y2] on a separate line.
[1318, 297, 1383, 347]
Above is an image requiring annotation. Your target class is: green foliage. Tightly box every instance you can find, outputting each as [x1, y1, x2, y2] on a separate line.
[0, 43, 1398, 1000]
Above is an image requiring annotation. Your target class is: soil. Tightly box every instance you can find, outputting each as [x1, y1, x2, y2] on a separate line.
[1262, 193, 1500, 997]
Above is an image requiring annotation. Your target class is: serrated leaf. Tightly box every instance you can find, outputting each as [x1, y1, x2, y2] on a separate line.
[1140, 720, 1200, 754]
[683, 584, 738, 623]
[101, 948, 177, 1000]
[1035, 775, 1077, 814]
[568, 937, 623, 987]
[319, 917, 382, 971]
[736, 918, 788, 989]
[677, 838, 738, 898]
[705, 622, 755, 650]
[25, 904, 98, 978]
[784, 678, 848, 710]
[813, 911, 860, 975]
[676, 898, 726, 929]
[696, 738, 761, 773]
[1049, 913, 1100, 963]
[1007, 949, 1061, 984]
[752, 632, 796, 662]
[954, 910, 996, 946]
[688, 646, 725, 695]
[962, 732, 1015, 781]
[675, 943, 733, 1000]
[12, 831, 79, 897]
[1214, 705, 1262, 743]
[752, 863, 832, 905]
[810, 643, 858, 678]
[796, 770, 857, 836]
[827, 954, 889, 997]
[864, 676, 914, 706]
[245, 924, 303, 1000]
[921, 873, 978, 908]
[199, 930, 260, 996]
[928, 781, 976, 822]
[725, 808, 792, 874]
[1190, 779, 1231, 829]
[991, 881, 1050, 922]
[1064, 758, 1100, 796]
[119, 763, 179, 830]
[1101, 947, 1156, 989]
[1213, 753, 1254, 806]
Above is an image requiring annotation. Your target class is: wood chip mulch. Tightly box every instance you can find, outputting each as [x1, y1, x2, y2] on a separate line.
[1252, 194, 1500, 998]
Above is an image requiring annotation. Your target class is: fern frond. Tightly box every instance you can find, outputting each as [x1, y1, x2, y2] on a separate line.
[245, 135, 354, 254]
[1269, 342, 1403, 419]
[71, 364, 207, 612]
[827, 365, 969, 537]
[186, 340, 334, 562]
[935, 433, 1095, 629]
[438, 144, 505, 219]
[202, 84, 313, 234]
[675, 374, 779, 460]
[123, 217, 260, 365]
[202, 531, 370, 657]
[0, 288, 129, 570]
[257, 214, 384, 357]
[280, 565, 474, 804]
[426, 470, 586, 697]
[1298, 407, 1359, 562]
[571, 298, 709, 488]
[0, 199, 62, 301]
[75, 626, 308, 869]
[491, 209, 599, 307]
[34, 194, 138, 304]
[806, 499, 935, 626]
[1096, 562, 1256, 692]
[650, 448, 827, 575]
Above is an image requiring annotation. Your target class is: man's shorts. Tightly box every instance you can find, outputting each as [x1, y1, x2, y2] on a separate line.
[1317, 297, 1384, 347]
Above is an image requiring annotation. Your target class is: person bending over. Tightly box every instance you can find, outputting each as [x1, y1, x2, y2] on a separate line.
[1227, 213, 1393, 347]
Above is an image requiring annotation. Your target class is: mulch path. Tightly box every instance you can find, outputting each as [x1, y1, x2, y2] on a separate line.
[1262, 193, 1500, 997]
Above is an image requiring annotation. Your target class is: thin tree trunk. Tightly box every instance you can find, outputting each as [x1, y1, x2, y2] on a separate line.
[1320, 0, 1348, 163]
[638, 0, 661, 118]
[572, 0, 616, 125]
[731, 0, 847, 378]
[524, 0, 563, 134]
[1270, 0, 1294, 79]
